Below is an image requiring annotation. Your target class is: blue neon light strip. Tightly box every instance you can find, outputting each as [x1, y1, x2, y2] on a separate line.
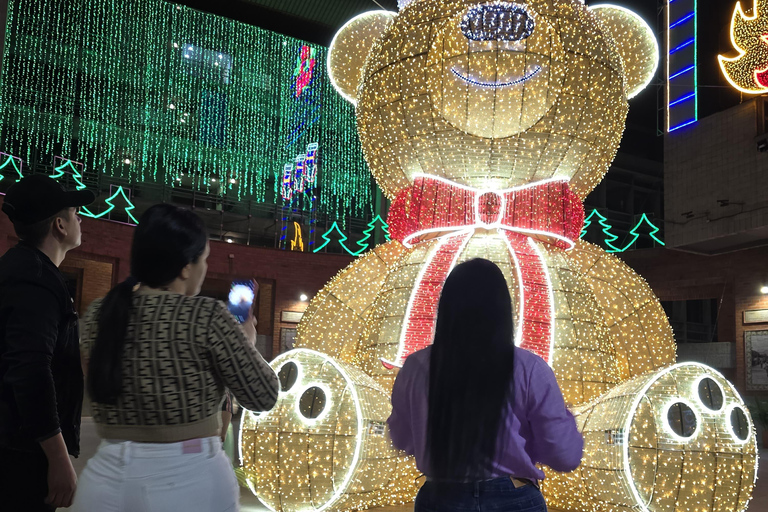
[669, 65, 694, 80]
[666, 0, 697, 133]
[694, 0, 698, 122]
[669, 38, 694, 54]
[669, 92, 695, 107]
[669, 12, 694, 28]
[451, 66, 541, 88]
[669, 119, 697, 132]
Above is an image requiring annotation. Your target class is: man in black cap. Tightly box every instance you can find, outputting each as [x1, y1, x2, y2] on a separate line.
[0, 174, 95, 510]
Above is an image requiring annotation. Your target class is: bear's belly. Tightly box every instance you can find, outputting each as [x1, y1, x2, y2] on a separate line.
[296, 232, 675, 405]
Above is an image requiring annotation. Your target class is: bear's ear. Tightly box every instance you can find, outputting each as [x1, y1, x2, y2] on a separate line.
[590, 4, 659, 99]
[328, 11, 397, 105]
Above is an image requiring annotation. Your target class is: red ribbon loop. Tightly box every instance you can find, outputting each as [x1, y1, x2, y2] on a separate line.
[382, 176, 585, 368]
[387, 176, 584, 249]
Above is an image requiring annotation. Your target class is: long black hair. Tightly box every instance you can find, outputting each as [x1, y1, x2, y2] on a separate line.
[88, 204, 207, 404]
[427, 258, 515, 480]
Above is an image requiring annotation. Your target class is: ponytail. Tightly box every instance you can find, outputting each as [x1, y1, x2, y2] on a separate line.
[87, 277, 137, 404]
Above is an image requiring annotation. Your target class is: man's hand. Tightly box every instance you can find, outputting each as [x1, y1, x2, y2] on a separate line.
[45, 455, 77, 507]
[40, 433, 77, 507]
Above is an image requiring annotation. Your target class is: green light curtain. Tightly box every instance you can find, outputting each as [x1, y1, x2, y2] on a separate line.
[0, 0, 372, 218]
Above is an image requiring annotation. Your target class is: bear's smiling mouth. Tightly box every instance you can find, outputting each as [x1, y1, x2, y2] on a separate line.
[450, 65, 542, 88]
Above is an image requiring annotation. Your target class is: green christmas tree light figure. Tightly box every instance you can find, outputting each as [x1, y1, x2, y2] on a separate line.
[313, 222, 357, 256]
[50, 159, 87, 190]
[79, 186, 138, 225]
[619, 213, 665, 252]
[49, 159, 138, 225]
[50, 159, 100, 217]
[353, 215, 391, 256]
[0, 153, 23, 182]
[581, 209, 622, 253]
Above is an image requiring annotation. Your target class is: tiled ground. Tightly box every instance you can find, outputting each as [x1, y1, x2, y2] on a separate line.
[67, 418, 768, 512]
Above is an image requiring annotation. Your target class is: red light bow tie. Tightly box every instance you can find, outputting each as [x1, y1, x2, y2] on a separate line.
[383, 176, 584, 369]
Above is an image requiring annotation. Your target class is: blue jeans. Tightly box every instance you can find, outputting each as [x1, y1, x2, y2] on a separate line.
[415, 477, 547, 512]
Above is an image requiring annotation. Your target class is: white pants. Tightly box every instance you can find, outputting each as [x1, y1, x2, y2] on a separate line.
[71, 437, 238, 512]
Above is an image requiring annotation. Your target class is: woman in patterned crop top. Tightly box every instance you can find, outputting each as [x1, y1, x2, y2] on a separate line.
[72, 204, 279, 512]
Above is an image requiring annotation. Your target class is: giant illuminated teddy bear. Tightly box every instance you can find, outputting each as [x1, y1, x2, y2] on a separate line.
[240, 2, 759, 511]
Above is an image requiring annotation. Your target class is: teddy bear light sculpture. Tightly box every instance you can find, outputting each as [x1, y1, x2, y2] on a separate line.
[240, 2, 758, 511]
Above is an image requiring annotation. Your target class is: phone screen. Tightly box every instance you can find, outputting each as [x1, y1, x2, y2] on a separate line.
[228, 280, 255, 323]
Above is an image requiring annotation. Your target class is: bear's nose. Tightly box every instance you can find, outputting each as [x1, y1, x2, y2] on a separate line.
[461, 2, 535, 42]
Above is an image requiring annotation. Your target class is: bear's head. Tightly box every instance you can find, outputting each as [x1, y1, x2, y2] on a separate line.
[328, 0, 658, 200]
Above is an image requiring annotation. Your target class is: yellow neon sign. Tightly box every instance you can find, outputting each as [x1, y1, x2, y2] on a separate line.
[290, 221, 304, 252]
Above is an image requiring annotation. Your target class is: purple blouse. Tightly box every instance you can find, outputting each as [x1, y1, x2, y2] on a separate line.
[387, 346, 583, 480]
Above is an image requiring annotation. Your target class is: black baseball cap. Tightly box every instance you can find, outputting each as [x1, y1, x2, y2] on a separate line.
[1, 174, 96, 224]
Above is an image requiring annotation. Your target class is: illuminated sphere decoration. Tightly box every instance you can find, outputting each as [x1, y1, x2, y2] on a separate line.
[240, 1, 758, 511]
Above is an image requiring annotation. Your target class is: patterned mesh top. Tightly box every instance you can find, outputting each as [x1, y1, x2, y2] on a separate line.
[80, 291, 279, 443]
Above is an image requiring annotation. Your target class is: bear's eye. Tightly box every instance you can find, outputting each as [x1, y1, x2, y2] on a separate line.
[460, 2, 535, 42]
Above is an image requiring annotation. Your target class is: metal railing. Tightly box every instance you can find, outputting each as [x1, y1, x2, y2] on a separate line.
[0, 165, 375, 255]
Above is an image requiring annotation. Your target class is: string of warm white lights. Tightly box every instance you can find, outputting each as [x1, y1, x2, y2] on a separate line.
[543, 362, 758, 512]
[352, 0, 633, 199]
[240, 1, 757, 511]
[719, 0, 768, 94]
[240, 349, 420, 512]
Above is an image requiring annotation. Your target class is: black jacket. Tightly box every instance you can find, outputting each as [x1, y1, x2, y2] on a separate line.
[0, 242, 82, 456]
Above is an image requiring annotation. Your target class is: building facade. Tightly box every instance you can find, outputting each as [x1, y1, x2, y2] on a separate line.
[621, 97, 768, 404]
[0, 213, 353, 360]
[0, 0, 385, 256]
[0, 0, 383, 359]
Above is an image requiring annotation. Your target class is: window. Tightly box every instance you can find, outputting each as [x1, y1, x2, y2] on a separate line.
[179, 44, 232, 85]
[661, 298, 719, 343]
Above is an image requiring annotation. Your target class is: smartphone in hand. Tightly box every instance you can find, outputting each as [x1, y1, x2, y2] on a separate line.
[228, 280, 255, 323]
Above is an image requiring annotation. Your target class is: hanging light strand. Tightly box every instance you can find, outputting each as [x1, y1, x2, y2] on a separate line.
[0, 0, 372, 219]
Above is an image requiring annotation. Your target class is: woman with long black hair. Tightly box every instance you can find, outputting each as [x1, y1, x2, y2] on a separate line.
[72, 204, 279, 512]
[388, 258, 583, 511]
